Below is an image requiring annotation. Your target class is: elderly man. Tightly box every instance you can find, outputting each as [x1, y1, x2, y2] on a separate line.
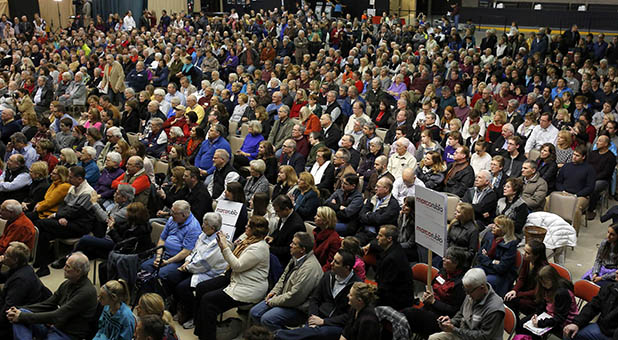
[112, 156, 151, 205]
[521, 160, 548, 211]
[392, 167, 426, 206]
[173, 212, 228, 328]
[430, 268, 504, 340]
[280, 139, 306, 175]
[69, 184, 136, 266]
[5, 132, 38, 168]
[388, 137, 417, 178]
[291, 124, 310, 158]
[339, 134, 361, 169]
[55, 72, 72, 102]
[153, 88, 171, 117]
[208, 149, 240, 203]
[142, 100, 167, 136]
[268, 105, 295, 153]
[195, 124, 232, 176]
[385, 109, 414, 145]
[32, 76, 53, 115]
[324, 90, 343, 126]
[97, 126, 124, 169]
[321, 114, 342, 151]
[78, 146, 100, 186]
[332, 148, 356, 191]
[8, 252, 97, 339]
[462, 170, 498, 226]
[0, 108, 21, 145]
[0, 154, 32, 202]
[266, 91, 284, 115]
[186, 94, 206, 125]
[59, 72, 87, 108]
[142, 200, 202, 292]
[0, 242, 51, 337]
[364, 155, 395, 199]
[344, 101, 371, 135]
[126, 61, 149, 92]
[524, 112, 558, 155]
[275, 249, 362, 340]
[99, 54, 126, 105]
[141, 118, 168, 158]
[0, 200, 36, 254]
[33, 166, 96, 276]
[374, 225, 415, 310]
[356, 178, 399, 245]
[251, 232, 322, 331]
[444, 146, 475, 198]
[489, 123, 514, 156]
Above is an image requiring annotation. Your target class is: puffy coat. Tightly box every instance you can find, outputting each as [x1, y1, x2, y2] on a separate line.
[524, 212, 577, 250]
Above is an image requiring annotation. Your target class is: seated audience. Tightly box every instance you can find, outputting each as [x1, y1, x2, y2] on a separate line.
[416, 151, 447, 191]
[504, 240, 549, 318]
[0, 154, 32, 203]
[0, 200, 36, 255]
[312, 206, 341, 270]
[364, 155, 395, 199]
[93, 279, 135, 340]
[269, 195, 306, 266]
[112, 155, 151, 205]
[496, 178, 528, 235]
[520, 160, 548, 212]
[356, 178, 399, 245]
[326, 173, 364, 236]
[272, 165, 298, 201]
[374, 225, 414, 310]
[462, 170, 498, 226]
[391, 167, 426, 206]
[136, 293, 178, 340]
[310, 147, 336, 194]
[477, 215, 518, 297]
[582, 224, 618, 286]
[444, 146, 475, 198]
[339, 282, 380, 340]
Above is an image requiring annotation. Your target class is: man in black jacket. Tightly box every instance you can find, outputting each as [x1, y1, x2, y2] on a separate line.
[462, 170, 498, 226]
[375, 225, 414, 310]
[326, 174, 364, 236]
[356, 178, 399, 245]
[444, 146, 475, 198]
[269, 195, 305, 266]
[321, 114, 342, 151]
[275, 250, 362, 340]
[563, 274, 618, 340]
[208, 149, 240, 202]
[183, 166, 213, 222]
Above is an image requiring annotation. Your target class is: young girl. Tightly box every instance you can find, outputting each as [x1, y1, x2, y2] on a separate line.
[582, 224, 618, 286]
[93, 279, 134, 340]
[324, 236, 366, 280]
[504, 240, 549, 317]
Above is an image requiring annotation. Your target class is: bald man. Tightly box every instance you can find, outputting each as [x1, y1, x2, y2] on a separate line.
[391, 168, 426, 206]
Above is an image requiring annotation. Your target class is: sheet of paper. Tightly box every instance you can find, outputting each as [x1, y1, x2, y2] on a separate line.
[523, 312, 553, 336]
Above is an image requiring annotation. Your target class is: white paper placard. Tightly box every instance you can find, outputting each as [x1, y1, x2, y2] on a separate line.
[215, 200, 244, 242]
[415, 186, 448, 257]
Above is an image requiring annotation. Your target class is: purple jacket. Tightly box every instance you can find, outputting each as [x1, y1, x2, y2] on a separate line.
[95, 167, 125, 199]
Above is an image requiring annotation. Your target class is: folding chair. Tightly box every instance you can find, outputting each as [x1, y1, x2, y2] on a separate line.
[446, 193, 461, 222]
[547, 191, 580, 235]
[30, 226, 39, 263]
[574, 279, 600, 309]
[230, 136, 244, 155]
[375, 128, 387, 141]
[550, 262, 572, 281]
[504, 305, 516, 340]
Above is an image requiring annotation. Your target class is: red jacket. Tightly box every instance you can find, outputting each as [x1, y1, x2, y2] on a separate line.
[0, 213, 36, 254]
[313, 228, 341, 271]
[111, 171, 150, 195]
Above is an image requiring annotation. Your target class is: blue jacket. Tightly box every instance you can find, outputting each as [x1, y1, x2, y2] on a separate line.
[240, 133, 264, 160]
[79, 159, 101, 187]
[293, 189, 320, 221]
[126, 68, 149, 92]
[477, 231, 518, 279]
[152, 66, 169, 87]
[194, 136, 231, 175]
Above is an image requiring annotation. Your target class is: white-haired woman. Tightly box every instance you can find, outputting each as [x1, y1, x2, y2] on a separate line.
[94, 151, 125, 209]
[243, 159, 270, 202]
[233, 120, 265, 170]
[173, 212, 228, 328]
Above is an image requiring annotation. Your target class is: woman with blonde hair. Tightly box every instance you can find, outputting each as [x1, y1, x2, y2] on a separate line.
[136, 293, 177, 339]
[485, 110, 506, 143]
[299, 106, 320, 135]
[20, 110, 38, 140]
[113, 139, 131, 168]
[59, 148, 78, 167]
[477, 215, 518, 296]
[31, 166, 71, 220]
[313, 206, 341, 269]
[291, 172, 320, 221]
[272, 165, 298, 202]
[556, 130, 573, 167]
[342, 282, 380, 340]
[93, 279, 135, 340]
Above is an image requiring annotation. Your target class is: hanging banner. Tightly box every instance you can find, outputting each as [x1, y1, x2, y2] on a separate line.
[415, 186, 448, 257]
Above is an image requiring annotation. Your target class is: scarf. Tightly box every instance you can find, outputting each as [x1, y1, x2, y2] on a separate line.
[487, 236, 504, 259]
[444, 161, 469, 183]
[232, 235, 261, 259]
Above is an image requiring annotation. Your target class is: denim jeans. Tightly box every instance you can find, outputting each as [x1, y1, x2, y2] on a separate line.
[566, 323, 611, 340]
[141, 255, 184, 293]
[275, 324, 343, 340]
[12, 309, 73, 340]
[250, 300, 307, 331]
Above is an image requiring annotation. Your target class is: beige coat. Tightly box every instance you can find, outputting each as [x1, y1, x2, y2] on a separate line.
[222, 240, 270, 303]
[268, 252, 322, 308]
[100, 61, 126, 94]
[521, 172, 548, 211]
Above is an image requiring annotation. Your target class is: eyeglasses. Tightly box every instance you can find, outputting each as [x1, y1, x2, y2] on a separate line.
[464, 284, 483, 295]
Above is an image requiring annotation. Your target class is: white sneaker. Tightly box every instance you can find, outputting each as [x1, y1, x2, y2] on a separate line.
[182, 319, 195, 329]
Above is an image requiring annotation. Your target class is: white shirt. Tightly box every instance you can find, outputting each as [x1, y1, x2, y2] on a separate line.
[387, 152, 417, 178]
[344, 113, 371, 135]
[310, 161, 331, 185]
[525, 124, 559, 153]
[461, 118, 487, 140]
[392, 177, 425, 206]
[470, 152, 492, 175]
[123, 15, 136, 31]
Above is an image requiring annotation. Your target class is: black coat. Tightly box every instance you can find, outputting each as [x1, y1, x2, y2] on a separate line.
[537, 159, 558, 191]
[342, 306, 380, 340]
[444, 163, 475, 198]
[24, 177, 50, 210]
[270, 211, 305, 265]
[462, 187, 498, 226]
[280, 152, 306, 175]
[309, 271, 362, 327]
[359, 195, 400, 232]
[323, 125, 342, 151]
[573, 282, 618, 338]
[186, 181, 213, 222]
[375, 242, 415, 309]
[0, 265, 51, 329]
[317, 163, 336, 195]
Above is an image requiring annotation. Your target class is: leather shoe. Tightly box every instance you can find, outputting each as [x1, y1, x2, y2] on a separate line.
[586, 211, 597, 221]
[36, 266, 50, 277]
[50, 257, 66, 269]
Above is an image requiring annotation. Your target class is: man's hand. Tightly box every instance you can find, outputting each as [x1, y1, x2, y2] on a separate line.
[308, 315, 324, 327]
[437, 316, 454, 332]
[564, 324, 579, 339]
[6, 307, 20, 323]
[58, 218, 68, 226]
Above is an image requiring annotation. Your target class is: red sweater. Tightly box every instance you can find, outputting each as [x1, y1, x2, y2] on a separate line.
[0, 213, 36, 254]
[302, 115, 321, 135]
[111, 171, 150, 194]
[313, 228, 341, 271]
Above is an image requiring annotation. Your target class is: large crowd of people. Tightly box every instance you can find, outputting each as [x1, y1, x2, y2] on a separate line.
[0, 4, 617, 340]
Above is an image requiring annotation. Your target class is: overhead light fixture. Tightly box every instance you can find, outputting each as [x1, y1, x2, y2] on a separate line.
[534, 4, 542, 10]
[577, 5, 586, 11]
[496, 2, 504, 8]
